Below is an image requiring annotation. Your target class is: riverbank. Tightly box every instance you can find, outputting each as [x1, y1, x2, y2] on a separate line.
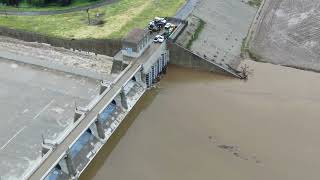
[0, 0, 185, 39]
[176, 0, 256, 69]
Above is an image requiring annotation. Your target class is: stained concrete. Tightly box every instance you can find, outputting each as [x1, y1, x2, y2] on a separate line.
[185, 0, 256, 68]
[168, 42, 241, 78]
[250, 0, 320, 72]
[0, 58, 99, 179]
[0, 36, 114, 80]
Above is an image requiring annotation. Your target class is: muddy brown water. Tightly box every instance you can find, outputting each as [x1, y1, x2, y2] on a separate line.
[81, 60, 320, 180]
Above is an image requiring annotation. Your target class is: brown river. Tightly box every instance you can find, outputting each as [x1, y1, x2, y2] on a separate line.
[81, 60, 320, 180]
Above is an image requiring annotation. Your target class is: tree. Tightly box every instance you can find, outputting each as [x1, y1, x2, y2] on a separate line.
[1, 0, 19, 6]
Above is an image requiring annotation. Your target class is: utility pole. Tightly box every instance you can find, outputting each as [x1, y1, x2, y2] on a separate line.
[1, 3, 8, 18]
[86, 8, 90, 25]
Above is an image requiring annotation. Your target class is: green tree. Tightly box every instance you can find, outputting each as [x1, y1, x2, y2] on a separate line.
[0, 0, 19, 6]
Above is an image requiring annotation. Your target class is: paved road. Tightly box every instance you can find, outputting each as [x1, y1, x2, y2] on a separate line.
[28, 43, 160, 180]
[0, 0, 117, 16]
[175, 0, 199, 20]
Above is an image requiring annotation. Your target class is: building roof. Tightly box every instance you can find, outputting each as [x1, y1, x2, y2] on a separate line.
[123, 28, 146, 44]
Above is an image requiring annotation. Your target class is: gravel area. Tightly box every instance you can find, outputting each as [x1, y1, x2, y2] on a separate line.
[0, 36, 113, 78]
[188, 0, 256, 68]
[250, 0, 320, 72]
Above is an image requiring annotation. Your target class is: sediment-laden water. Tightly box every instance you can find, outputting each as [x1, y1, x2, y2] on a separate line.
[81, 60, 320, 180]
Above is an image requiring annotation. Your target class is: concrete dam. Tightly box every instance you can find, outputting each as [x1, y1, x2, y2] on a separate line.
[1, 17, 240, 180]
[27, 27, 171, 179]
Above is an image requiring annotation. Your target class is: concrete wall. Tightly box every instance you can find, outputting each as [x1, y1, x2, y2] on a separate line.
[0, 26, 122, 56]
[167, 42, 241, 78]
[111, 60, 128, 74]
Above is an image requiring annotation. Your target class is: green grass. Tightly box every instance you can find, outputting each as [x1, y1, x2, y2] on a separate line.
[186, 17, 205, 49]
[241, 37, 247, 54]
[0, 0, 101, 11]
[241, 36, 263, 61]
[0, 0, 186, 39]
[247, 50, 263, 62]
[109, 0, 186, 38]
[248, 0, 262, 8]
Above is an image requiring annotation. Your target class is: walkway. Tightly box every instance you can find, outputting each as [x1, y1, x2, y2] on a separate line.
[0, 0, 117, 16]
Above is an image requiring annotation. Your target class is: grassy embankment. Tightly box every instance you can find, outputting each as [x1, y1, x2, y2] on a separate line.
[0, 0, 101, 11]
[186, 17, 205, 49]
[0, 0, 186, 39]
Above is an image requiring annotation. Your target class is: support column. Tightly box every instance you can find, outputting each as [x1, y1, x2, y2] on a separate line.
[65, 149, 77, 178]
[95, 115, 106, 140]
[120, 88, 128, 110]
[99, 81, 111, 95]
[41, 143, 51, 157]
[74, 107, 85, 123]
[134, 71, 143, 84]
[41, 135, 57, 156]
[134, 71, 146, 88]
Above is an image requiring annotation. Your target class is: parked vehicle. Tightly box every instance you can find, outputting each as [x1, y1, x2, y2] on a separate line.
[154, 17, 167, 24]
[165, 23, 173, 29]
[149, 23, 160, 32]
[152, 17, 167, 28]
[153, 35, 165, 43]
[149, 17, 168, 32]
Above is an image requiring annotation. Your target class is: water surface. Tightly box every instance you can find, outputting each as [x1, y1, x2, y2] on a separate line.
[82, 60, 320, 180]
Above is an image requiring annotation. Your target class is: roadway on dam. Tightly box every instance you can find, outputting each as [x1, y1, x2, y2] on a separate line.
[29, 43, 161, 180]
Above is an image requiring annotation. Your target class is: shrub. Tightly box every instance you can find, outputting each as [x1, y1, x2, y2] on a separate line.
[0, 0, 19, 6]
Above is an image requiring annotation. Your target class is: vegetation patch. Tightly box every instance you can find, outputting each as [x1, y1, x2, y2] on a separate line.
[248, 0, 262, 8]
[241, 37, 247, 55]
[0, 0, 186, 39]
[0, 0, 101, 11]
[186, 17, 205, 49]
[247, 50, 263, 62]
[241, 36, 263, 62]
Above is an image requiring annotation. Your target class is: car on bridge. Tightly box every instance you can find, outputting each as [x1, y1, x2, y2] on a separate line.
[149, 17, 167, 31]
[153, 35, 165, 43]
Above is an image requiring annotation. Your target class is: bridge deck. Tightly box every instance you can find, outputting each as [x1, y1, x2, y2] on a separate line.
[29, 43, 161, 180]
